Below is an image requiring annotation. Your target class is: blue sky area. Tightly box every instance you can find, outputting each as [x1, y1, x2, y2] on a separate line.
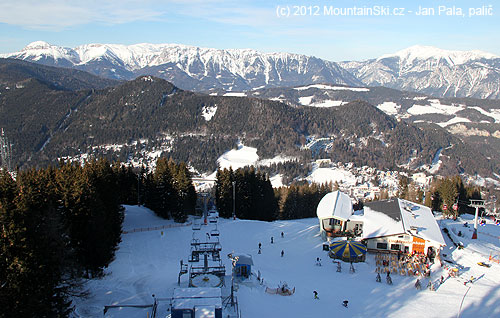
[0, 0, 497, 61]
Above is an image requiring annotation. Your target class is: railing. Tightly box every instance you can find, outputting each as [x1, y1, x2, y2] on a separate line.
[190, 265, 226, 276]
[191, 242, 222, 251]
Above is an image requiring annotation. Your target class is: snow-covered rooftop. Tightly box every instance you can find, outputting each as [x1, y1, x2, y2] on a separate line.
[316, 191, 353, 221]
[360, 199, 445, 245]
[235, 254, 254, 266]
[398, 199, 446, 245]
[172, 287, 222, 309]
[357, 205, 405, 239]
[317, 194, 445, 245]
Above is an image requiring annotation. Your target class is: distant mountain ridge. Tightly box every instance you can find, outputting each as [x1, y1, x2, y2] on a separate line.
[3, 42, 500, 99]
[0, 58, 119, 91]
[340, 45, 500, 99]
[0, 41, 361, 92]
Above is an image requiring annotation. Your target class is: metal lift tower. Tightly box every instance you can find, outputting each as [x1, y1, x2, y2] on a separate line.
[0, 128, 12, 172]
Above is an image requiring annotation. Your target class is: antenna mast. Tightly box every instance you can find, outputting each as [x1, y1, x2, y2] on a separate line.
[0, 128, 13, 172]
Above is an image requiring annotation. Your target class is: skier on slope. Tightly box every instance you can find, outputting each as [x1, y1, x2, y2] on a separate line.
[464, 276, 474, 286]
[316, 257, 322, 266]
[343, 300, 349, 308]
[313, 290, 319, 299]
[415, 279, 421, 290]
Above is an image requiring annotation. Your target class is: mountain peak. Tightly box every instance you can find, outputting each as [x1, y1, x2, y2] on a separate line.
[379, 45, 498, 65]
[23, 41, 53, 51]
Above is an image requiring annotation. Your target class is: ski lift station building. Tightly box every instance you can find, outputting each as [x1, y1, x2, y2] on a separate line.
[234, 254, 253, 279]
[317, 192, 446, 256]
[317, 191, 363, 239]
[171, 287, 222, 318]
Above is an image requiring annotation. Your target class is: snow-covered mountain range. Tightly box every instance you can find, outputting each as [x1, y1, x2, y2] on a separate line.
[340, 45, 500, 99]
[0, 41, 361, 91]
[2, 42, 500, 98]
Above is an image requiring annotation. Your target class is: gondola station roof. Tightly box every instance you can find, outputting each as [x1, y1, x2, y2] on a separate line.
[316, 191, 353, 221]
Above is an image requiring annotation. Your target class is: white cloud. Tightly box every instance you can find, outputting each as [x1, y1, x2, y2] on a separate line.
[0, 0, 275, 30]
[0, 0, 166, 30]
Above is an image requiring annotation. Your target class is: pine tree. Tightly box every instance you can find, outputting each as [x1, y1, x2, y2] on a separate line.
[1, 169, 71, 317]
[215, 168, 234, 218]
[170, 161, 196, 222]
[398, 175, 409, 199]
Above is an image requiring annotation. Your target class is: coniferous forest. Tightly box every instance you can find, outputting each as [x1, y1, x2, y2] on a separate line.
[0, 157, 197, 318]
[215, 167, 333, 221]
[0, 159, 123, 317]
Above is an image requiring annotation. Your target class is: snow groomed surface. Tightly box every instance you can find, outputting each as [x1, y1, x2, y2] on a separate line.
[72, 206, 500, 318]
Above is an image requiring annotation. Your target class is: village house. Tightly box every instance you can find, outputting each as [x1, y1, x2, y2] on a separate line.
[411, 172, 433, 188]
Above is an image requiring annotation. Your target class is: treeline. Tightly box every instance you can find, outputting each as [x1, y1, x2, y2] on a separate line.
[143, 158, 197, 223]
[275, 182, 332, 220]
[258, 160, 313, 185]
[0, 157, 196, 317]
[397, 175, 482, 217]
[215, 167, 276, 221]
[0, 159, 123, 317]
[425, 176, 482, 217]
[215, 167, 333, 221]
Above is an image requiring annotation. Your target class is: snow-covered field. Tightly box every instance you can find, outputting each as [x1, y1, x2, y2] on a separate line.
[72, 206, 500, 318]
[407, 100, 464, 116]
[294, 84, 370, 92]
[216, 143, 259, 170]
[377, 102, 400, 115]
[298, 95, 346, 107]
[306, 166, 357, 187]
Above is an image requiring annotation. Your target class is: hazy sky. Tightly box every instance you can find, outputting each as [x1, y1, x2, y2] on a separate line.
[0, 0, 498, 61]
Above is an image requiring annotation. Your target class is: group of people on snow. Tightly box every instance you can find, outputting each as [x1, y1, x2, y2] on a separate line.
[257, 232, 286, 256]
